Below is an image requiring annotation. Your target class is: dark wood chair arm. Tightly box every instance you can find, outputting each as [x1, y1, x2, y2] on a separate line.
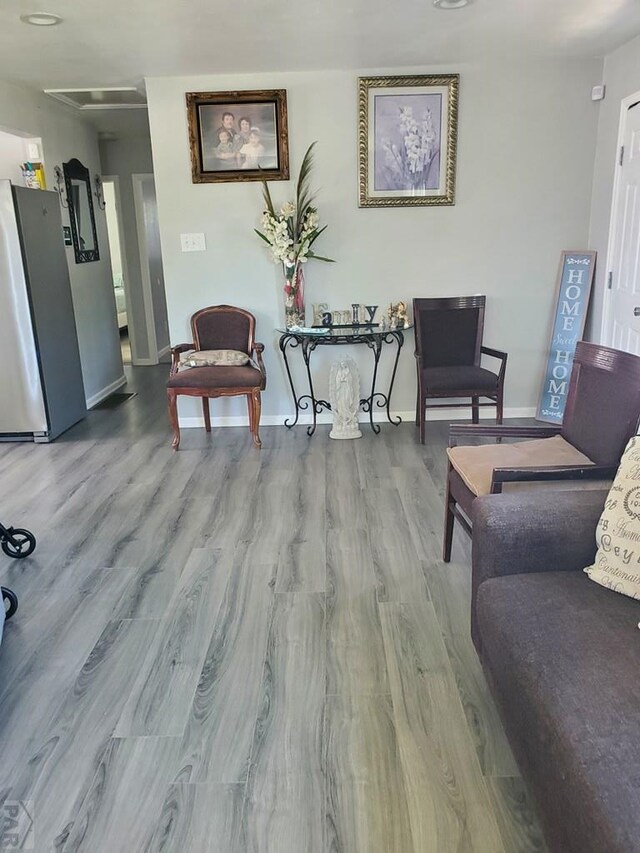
[489, 464, 616, 494]
[481, 345, 507, 360]
[170, 342, 195, 374]
[252, 342, 267, 382]
[448, 423, 562, 447]
[481, 346, 508, 382]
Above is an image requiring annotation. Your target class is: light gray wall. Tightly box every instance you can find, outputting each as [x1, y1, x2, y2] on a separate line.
[100, 134, 155, 361]
[0, 79, 123, 405]
[588, 33, 640, 342]
[0, 129, 35, 185]
[147, 59, 602, 425]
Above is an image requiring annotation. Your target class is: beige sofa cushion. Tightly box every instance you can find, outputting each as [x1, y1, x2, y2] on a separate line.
[447, 434, 594, 497]
[584, 436, 640, 601]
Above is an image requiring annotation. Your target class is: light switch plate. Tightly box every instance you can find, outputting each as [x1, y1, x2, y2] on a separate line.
[180, 232, 206, 252]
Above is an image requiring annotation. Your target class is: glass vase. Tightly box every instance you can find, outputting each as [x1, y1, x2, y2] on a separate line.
[284, 263, 305, 329]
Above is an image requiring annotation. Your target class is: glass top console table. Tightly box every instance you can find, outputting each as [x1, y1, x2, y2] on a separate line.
[277, 325, 412, 436]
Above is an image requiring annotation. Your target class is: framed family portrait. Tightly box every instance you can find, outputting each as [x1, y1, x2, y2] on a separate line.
[186, 89, 289, 184]
[358, 74, 459, 207]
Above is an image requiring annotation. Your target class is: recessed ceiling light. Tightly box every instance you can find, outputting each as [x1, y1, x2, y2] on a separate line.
[20, 12, 63, 26]
[433, 0, 469, 8]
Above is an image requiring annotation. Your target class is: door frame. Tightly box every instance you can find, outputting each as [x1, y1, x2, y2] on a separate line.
[601, 87, 640, 346]
[132, 172, 160, 363]
[103, 175, 140, 363]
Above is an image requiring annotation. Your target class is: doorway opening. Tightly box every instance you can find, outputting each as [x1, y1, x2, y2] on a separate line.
[132, 173, 170, 364]
[97, 111, 169, 369]
[102, 178, 132, 365]
[603, 91, 640, 355]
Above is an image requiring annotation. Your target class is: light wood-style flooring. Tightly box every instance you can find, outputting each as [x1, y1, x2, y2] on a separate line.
[0, 366, 547, 852]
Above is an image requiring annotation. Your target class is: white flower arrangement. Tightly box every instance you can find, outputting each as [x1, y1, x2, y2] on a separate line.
[255, 142, 334, 278]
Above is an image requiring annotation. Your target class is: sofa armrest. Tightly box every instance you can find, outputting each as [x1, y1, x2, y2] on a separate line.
[472, 489, 606, 582]
[470, 490, 607, 652]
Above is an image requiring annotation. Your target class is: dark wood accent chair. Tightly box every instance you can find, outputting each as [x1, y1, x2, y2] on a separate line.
[443, 341, 640, 561]
[166, 305, 266, 450]
[413, 296, 507, 445]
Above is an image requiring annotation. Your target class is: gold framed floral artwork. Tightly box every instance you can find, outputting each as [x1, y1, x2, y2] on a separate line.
[186, 89, 289, 184]
[358, 74, 459, 207]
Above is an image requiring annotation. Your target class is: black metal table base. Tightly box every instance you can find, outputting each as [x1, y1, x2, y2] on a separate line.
[278, 328, 406, 436]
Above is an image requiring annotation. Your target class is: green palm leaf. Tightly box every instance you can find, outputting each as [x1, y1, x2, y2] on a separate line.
[254, 229, 272, 245]
[261, 180, 276, 218]
[296, 142, 317, 223]
[256, 141, 333, 266]
[307, 224, 327, 247]
[307, 251, 335, 263]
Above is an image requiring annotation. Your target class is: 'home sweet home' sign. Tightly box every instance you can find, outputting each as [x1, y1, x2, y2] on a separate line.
[536, 251, 596, 423]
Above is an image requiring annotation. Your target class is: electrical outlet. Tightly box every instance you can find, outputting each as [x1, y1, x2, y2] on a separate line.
[180, 232, 206, 252]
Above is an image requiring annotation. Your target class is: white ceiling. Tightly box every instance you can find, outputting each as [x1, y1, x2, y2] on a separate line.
[0, 0, 638, 92]
[89, 108, 151, 139]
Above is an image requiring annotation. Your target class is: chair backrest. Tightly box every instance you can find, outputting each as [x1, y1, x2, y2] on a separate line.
[191, 305, 255, 354]
[562, 341, 640, 464]
[413, 296, 485, 368]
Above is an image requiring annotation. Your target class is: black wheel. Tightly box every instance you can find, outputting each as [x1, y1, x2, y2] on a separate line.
[2, 588, 17, 619]
[1, 528, 36, 559]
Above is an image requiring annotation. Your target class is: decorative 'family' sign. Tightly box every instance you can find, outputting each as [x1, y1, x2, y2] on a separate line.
[536, 250, 596, 423]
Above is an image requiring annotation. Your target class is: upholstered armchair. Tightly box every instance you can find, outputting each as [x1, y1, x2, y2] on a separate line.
[413, 296, 507, 445]
[443, 341, 640, 561]
[166, 305, 266, 450]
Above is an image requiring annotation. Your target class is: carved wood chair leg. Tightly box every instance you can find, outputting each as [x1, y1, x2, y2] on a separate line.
[415, 380, 420, 426]
[167, 390, 180, 451]
[251, 390, 262, 448]
[419, 398, 426, 445]
[471, 396, 480, 424]
[443, 466, 455, 562]
[202, 397, 211, 433]
[246, 393, 254, 433]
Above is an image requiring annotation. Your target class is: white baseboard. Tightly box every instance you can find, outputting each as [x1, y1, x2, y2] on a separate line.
[178, 406, 537, 429]
[157, 345, 171, 358]
[86, 374, 127, 409]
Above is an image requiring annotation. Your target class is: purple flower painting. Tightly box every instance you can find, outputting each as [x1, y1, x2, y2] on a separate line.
[359, 75, 458, 207]
[374, 93, 442, 192]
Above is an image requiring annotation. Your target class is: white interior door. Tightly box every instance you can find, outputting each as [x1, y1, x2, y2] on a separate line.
[606, 99, 640, 355]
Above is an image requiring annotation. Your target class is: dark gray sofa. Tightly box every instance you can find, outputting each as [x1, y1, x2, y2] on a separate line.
[471, 490, 640, 853]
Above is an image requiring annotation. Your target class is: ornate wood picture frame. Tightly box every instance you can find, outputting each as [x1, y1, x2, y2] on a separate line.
[186, 89, 289, 184]
[358, 74, 459, 207]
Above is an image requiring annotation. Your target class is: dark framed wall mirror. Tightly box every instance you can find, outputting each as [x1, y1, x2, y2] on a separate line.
[63, 158, 100, 263]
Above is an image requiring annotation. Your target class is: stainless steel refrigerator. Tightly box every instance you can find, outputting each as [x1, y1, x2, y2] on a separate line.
[0, 180, 86, 442]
